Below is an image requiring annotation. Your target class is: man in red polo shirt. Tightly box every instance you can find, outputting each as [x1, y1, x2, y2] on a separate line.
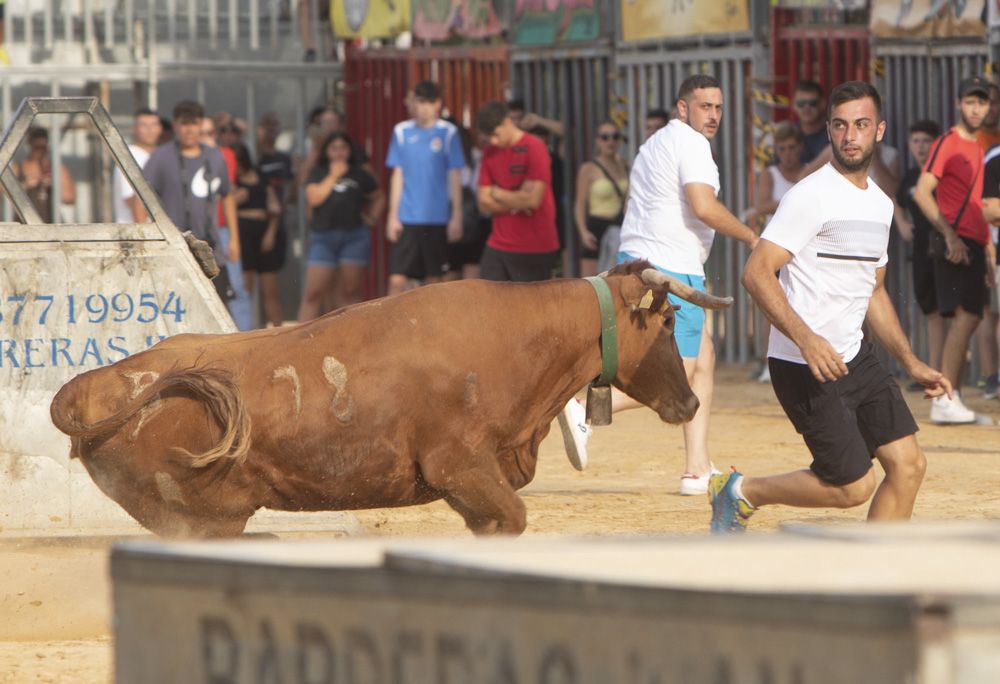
[474, 100, 560, 282]
[914, 76, 991, 424]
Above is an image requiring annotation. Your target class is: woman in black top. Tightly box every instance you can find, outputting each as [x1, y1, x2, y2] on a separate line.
[297, 132, 384, 321]
[234, 143, 285, 327]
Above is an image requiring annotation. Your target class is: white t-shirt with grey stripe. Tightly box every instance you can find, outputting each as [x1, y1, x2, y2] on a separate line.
[761, 163, 892, 365]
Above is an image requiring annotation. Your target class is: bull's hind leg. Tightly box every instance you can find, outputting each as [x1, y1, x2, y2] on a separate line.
[423, 457, 527, 535]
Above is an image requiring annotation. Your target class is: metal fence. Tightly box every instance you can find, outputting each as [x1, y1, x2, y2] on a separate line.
[511, 42, 614, 275]
[617, 42, 756, 364]
[344, 45, 509, 297]
[874, 40, 990, 371]
[3, 0, 328, 58]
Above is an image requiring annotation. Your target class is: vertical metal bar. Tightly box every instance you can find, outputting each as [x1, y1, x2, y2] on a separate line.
[146, 0, 156, 56]
[626, 64, 638, 159]
[229, 0, 238, 49]
[296, 76, 308, 295]
[84, 0, 94, 50]
[168, 0, 177, 53]
[209, 0, 218, 49]
[270, 0, 278, 48]
[188, 0, 197, 44]
[246, 80, 257, 159]
[125, 0, 134, 49]
[2, 79, 10, 222]
[51, 81, 61, 224]
[250, 0, 260, 51]
[735, 57, 749, 364]
[197, 79, 206, 106]
[25, 0, 34, 55]
[104, 2, 115, 48]
[43, 0, 53, 50]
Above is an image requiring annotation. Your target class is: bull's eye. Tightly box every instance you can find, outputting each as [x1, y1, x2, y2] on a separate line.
[662, 313, 674, 332]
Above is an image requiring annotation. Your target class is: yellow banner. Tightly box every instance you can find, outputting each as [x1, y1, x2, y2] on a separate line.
[870, 0, 985, 39]
[621, 0, 749, 43]
[332, 0, 412, 39]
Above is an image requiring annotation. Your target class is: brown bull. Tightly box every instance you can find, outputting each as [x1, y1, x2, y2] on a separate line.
[49, 261, 730, 538]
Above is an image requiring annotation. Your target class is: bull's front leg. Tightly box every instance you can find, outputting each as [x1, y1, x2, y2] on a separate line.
[421, 451, 528, 536]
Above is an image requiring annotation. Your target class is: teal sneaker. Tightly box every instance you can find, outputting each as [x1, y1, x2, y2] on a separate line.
[709, 470, 755, 534]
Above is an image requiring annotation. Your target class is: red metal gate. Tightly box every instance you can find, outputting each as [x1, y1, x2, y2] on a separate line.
[344, 45, 509, 297]
[770, 7, 870, 121]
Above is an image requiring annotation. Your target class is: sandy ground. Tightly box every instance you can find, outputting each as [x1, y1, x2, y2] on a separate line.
[2, 364, 999, 683]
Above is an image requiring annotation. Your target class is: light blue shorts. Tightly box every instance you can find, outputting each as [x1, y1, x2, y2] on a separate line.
[617, 251, 705, 359]
[308, 227, 371, 267]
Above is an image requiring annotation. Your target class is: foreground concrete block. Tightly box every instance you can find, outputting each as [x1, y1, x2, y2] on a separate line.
[112, 523, 1000, 683]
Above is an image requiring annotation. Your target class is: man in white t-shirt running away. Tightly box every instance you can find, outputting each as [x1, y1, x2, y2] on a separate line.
[113, 108, 162, 223]
[561, 74, 758, 493]
[712, 81, 952, 533]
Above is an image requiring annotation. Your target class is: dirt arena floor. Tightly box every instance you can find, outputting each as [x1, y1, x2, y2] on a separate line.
[2, 364, 999, 683]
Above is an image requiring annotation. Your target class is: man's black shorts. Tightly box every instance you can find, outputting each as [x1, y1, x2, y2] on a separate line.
[479, 246, 557, 282]
[933, 236, 986, 317]
[389, 224, 449, 279]
[768, 342, 918, 486]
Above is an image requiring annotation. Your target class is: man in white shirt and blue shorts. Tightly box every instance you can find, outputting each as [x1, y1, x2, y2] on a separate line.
[714, 81, 952, 533]
[610, 74, 759, 495]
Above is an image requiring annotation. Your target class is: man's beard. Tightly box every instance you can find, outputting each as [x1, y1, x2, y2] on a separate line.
[961, 111, 983, 133]
[831, 142, 875, 172]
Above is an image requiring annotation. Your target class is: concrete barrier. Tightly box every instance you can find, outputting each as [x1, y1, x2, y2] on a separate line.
[0, 98, 358, 538]
[112, 522, 1000, 683]
[0, 97, 238, 534]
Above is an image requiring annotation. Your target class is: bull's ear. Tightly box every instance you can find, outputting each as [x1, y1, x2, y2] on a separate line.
[638, 289, 654, 310]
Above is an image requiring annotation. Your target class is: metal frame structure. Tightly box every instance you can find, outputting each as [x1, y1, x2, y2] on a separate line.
[1, 96, 177, 244]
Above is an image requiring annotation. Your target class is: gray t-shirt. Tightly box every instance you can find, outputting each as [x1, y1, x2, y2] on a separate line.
[144, 143, 231, 262]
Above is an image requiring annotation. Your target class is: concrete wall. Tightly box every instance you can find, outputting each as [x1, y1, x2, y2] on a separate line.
[111, 529, 1000, 683]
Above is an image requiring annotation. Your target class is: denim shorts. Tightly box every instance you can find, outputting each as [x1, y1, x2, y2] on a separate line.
[308, 227, 371, 267]
[617, 251, 705, 359]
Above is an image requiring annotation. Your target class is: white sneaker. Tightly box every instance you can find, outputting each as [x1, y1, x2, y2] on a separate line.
[679, 465, 723, 496]
[756, 365, 771, 383]
[930, 394, 976, 425]
[558, 398, 592, 471]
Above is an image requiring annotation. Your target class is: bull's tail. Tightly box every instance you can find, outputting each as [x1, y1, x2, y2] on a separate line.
[50, 366, 251, 468]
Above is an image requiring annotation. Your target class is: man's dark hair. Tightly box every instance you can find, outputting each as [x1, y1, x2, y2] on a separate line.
[476, 101, 509, 134]
[414, 80, 441, 102]
[828, 81, 882, 121]
[908, 119, 941, 139]
[676, 75, 721, 103]
[646, 107, 670, 122]
[172, 100, 204, 122]
[135, 107, 158, 119]
[507, 98, 525, 113]
[27, 126, 48, 142]
[794, 79, 824, 98]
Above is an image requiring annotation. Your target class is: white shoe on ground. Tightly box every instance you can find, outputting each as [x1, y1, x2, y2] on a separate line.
[679, 465, 723, 496]
[756, 365, 771, 383]
[930, 394, 976, 425]
[558, 398, 592, 471]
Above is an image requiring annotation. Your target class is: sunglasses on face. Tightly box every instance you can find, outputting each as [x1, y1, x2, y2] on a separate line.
[795, 99, 820, 108]
[598, 132, 622, 141]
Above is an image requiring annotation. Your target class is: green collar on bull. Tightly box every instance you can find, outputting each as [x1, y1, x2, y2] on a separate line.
[583, 276, 618, 387]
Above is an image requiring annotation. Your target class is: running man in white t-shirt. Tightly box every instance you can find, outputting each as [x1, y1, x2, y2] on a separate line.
[711, 81, 952, 533]
[563, 74, 757, 493]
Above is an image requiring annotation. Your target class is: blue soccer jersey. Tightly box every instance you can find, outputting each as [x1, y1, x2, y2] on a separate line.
[385, 119, 466, 225]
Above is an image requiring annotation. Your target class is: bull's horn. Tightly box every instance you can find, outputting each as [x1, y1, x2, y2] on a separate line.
[640, 268, 733, 310]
